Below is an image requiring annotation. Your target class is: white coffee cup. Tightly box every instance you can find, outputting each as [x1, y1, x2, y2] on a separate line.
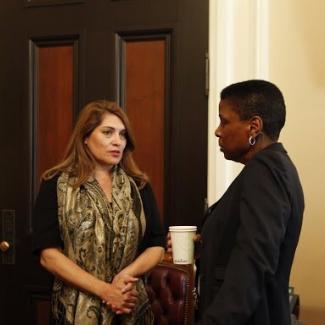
[169, 226, 197, 264]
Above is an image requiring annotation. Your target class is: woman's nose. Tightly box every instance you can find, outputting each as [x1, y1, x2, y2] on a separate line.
[215, 126, 220, 137]
[112, 133, 122, 144]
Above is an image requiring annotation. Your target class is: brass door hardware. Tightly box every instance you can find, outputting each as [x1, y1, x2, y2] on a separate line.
[1, 209, 15, 264]
[0, 240, 10, 252]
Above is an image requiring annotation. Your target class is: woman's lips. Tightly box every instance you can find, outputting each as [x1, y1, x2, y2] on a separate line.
[109, 150, 120, 157]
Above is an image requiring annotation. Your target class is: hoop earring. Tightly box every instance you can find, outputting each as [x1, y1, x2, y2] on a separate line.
[248, 136, 256, 146]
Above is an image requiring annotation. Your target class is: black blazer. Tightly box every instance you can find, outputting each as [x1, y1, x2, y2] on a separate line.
[197, 143, 304, 325]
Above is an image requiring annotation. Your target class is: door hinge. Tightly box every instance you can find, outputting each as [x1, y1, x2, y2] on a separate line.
[205, 52, 209, 97]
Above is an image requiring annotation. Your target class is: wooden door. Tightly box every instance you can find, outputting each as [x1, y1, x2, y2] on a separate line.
[0, 1, 208, 323]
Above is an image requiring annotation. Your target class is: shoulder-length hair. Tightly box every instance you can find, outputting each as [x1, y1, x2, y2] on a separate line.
[42, 100, 148, 187]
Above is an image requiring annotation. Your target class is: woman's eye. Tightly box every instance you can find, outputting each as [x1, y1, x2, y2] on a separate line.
[219, 118, 227, 127]
[102, 130, 113, 136]
[120, 132, 126, 139]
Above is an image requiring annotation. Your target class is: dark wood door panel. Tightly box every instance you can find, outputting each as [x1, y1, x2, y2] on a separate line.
[124, 38, 166, 217]
[37, 44, 74, 182]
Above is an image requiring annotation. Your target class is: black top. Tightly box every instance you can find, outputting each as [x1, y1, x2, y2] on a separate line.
[197, 143, 304, 325]
[32, 175, 166, 255]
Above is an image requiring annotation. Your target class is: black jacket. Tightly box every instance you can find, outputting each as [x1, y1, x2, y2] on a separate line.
[197, 143, 304, 325]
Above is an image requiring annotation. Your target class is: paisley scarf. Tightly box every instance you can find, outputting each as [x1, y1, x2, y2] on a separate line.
[52, 167, 154, 325]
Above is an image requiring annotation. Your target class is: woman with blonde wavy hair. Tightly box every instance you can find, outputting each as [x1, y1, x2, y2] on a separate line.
[32, 100, 165, 325]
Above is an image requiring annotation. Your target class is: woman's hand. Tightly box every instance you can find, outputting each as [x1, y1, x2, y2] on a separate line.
[104, 246, 164, 313]
[109, 272, 138, 314]
[194, 233, 202, 259]
[112, 272, 138, 294]
[166, 232, 172, 253]
[100, 282, 138, 314]
[40, 248, 138, 314]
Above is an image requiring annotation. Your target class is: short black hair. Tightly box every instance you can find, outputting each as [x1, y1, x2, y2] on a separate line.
[220, 79, 286, 140]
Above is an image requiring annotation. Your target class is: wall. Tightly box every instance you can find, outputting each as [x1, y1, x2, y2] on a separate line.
[209, 1, 325, 324]
[208, 0, 269, 202]
[269, 1, 325, 323]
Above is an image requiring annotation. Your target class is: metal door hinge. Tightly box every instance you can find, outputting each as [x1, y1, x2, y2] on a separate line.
[205, 52, 209, 96]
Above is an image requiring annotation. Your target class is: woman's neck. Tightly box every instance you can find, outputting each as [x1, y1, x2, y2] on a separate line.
[93, 166, 114, 202]
[242, 136, 274, 164]
[93, 165, 113, 181]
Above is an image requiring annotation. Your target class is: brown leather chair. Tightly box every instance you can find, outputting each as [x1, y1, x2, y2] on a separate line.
[145, 261, 196, 325]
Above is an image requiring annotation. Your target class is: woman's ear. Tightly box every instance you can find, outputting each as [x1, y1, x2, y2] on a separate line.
[249, 115, 263, 136]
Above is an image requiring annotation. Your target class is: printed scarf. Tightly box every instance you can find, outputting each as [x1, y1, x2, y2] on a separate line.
[52, 167, 153, 325]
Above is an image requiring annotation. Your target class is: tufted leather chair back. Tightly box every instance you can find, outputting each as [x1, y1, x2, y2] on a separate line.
[145, 261, 195, 325]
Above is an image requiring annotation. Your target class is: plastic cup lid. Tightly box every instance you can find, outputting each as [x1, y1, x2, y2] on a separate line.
[169, 226, 197, 231]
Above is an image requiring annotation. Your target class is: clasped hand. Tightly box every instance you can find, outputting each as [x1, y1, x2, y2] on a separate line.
[102, 272, 138, 314]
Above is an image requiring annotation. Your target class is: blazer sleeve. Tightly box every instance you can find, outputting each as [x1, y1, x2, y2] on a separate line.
[199, 158, 291, 324]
